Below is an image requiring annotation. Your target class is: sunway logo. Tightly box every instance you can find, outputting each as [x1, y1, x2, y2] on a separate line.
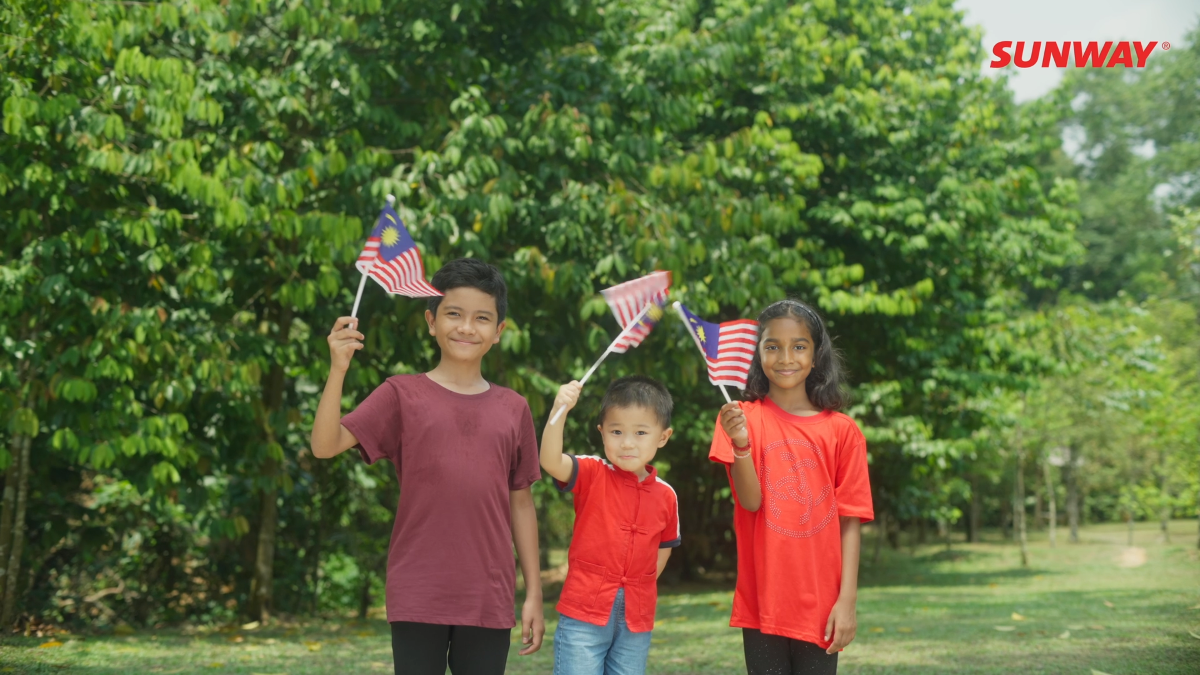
[989, 41, 1169, 68]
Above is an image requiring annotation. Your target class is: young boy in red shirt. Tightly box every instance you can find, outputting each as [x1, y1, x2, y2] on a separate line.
[540, 375, 681, 675]
[310, 258, 544, 675]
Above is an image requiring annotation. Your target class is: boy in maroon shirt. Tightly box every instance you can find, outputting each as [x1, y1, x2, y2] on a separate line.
[310, 258, 544, 675]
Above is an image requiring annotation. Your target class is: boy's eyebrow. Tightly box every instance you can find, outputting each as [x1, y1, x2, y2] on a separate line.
[441, 303, 496, 318]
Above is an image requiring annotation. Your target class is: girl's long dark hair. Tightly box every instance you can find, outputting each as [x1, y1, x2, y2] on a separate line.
[743, 299, 848, 410]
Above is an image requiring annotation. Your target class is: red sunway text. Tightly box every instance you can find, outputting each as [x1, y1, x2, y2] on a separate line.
[989, 41, 1160, 68]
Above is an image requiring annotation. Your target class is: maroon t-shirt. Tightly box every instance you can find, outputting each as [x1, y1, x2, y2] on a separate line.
[341, 373, 541, 628]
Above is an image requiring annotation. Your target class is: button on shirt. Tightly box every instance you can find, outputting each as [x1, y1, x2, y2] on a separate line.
[554, 455, 681, 633]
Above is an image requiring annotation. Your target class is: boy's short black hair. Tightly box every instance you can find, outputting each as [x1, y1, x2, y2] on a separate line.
[427, 258, 508, 322]
[599, 375, 673, 428]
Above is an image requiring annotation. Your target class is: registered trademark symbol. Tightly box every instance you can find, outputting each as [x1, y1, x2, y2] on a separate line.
[1162, 41, 1171, 50]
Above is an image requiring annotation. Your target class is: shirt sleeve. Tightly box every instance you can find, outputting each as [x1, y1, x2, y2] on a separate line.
[708, 414, 735, 465]
[554, 455, 601, 496]
[508, 398, 542, 491]
[660, 484, 681, 548]
[835, 424, 874, 523]
[341, 380, 402, 466]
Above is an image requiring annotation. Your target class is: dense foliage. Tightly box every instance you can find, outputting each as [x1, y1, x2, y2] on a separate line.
[1, 0, 1196, 628]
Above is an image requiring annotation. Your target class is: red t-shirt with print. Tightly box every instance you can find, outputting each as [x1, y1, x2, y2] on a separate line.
[554, 455, 680, 633]
[709, 397, 873, 649]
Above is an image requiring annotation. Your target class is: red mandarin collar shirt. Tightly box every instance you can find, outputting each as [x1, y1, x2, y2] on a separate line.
[554, 455, 681, 633]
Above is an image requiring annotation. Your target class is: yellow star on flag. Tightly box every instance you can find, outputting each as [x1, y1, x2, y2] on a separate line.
[381, 226, 401, 247]
[695, 325, 707, 344]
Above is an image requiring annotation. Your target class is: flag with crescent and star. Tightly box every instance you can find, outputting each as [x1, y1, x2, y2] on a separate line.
[601, 271, 671, 353]
[355, 203, 442, 297]
[676, 303, 757, 389]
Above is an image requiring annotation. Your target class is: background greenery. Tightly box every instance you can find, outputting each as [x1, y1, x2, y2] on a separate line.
[1, 0, 1197, 649]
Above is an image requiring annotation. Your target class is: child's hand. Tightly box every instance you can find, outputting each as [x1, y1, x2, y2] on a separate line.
[719, 401, 749, 449]
[552, 381, 583, 418]
[327, 317, 364, 374]
[824, 595, 857, 654]
[518, 594, 545, 655]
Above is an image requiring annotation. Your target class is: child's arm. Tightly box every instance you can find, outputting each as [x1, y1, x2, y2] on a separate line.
[656, 548, 671, 579]
[311, 317, 364, 458]
[510, 487, 544, 655]
[824, 516, 862, 653]
[539, 381, 582, 482]
[720, 402, 762, 511]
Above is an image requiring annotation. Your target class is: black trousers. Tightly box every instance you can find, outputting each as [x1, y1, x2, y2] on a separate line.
[743, 628, 839, 675]
[391, 621, 511, 675]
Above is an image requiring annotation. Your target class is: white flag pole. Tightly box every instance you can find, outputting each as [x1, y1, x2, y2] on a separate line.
[548, 302, 656, 425]
[350, 194, 396, 320]
[672, 302, 733, 404]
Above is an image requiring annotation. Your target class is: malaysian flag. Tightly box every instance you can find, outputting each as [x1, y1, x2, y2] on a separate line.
[601, 271, 671, 353]
[356, 203, 442, 297]
[674, 303, 758, 389]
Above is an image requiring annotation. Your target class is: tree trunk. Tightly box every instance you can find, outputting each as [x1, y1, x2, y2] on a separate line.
[248, 303, 292, 622]
[358, 571, 372, 619]
[249, 473, 278, 621]
[872, 511, 886, 565]
[1159, 453, 1171, 543]
[1043, 458, 1057, 548]
[1065, 445, 1080, 543]
[0, 434, 22, 605]
[1015, 450, 1028, 567]
[968, 475, 981, 543]
[1, 435, 32, 626]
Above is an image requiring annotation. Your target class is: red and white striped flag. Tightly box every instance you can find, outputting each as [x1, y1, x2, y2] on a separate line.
[355, 204, 442, 297]
[601, 271, 671, 353]
[675, 303, 758, 389]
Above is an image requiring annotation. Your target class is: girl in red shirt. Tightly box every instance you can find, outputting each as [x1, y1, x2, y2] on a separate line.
[709, 299, 873, 675]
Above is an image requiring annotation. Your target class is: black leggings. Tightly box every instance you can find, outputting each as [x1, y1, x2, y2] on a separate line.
[743, 628, 838, 675]
[391, 621, 510, 675]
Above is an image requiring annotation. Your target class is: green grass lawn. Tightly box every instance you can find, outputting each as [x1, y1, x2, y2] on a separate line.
[4, 520, 1198, 674]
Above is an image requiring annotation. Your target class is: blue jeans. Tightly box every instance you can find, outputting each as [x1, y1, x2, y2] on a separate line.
[553, 588, 652, 675]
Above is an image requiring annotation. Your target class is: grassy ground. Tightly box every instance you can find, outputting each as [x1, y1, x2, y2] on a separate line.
[3, 520, 1198, 674]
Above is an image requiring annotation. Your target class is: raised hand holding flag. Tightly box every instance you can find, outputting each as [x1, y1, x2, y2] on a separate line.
[350, 195, 442, 318]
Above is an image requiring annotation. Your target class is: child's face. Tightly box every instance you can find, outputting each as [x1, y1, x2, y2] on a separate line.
[424, 287, 504, 363]
[759, 316, 815, 391]
[596, 405, 672, 476]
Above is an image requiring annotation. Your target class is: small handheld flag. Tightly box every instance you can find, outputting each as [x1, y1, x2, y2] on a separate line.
[548, 271, 672, 425]
[350, 195, 441, 318]
[601, 271, 671, 352]
[673, 302, 758, 402]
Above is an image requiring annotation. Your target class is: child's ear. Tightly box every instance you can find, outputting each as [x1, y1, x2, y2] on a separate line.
[425, 309, 436, 336]
[657, 427, 673, 448]
[493, 319, 506, 344]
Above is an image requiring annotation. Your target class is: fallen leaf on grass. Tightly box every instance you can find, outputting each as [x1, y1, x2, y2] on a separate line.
[994, 626, 1015, 632]
[1103, 600, 1114, 608]
[241, 621, 261, 631]
[305, 641, 322, 652]
[869, 627, 885, 633]
[1188, 630, 1200, 640]
[897, 627, 913, 633]
[1058, 630, 1070, 639]
[38, 640, 63, 648]
[1011, 612, 1027, 621]
[229, 635, 244, 643]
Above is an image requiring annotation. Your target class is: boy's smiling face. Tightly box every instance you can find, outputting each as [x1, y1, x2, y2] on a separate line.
[597, 405, 672, 478]
[425, 287, 504, 363]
